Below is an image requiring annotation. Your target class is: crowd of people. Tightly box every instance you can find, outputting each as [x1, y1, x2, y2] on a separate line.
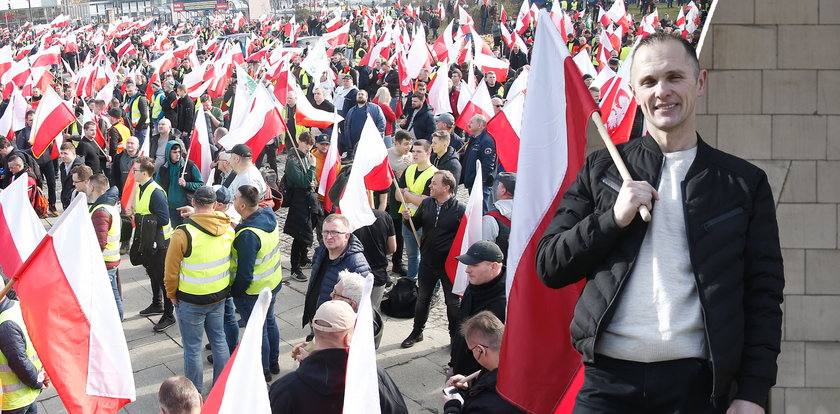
[0, 1, 775, 413]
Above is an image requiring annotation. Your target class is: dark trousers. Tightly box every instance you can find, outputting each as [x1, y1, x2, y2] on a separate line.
[391, 215, 404, 266]
[257, 142, 278, 174]
[38, 160, 56, 207]
[412, 264, 460, 338]
[290, 238, 309, 272]
[3, 402, 37, 414]
[144, 249, 174, 317]
[574, 355, 726, 414]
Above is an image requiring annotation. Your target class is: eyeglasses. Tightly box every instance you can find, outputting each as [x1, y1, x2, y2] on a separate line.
[330, 290, 352, 302]
[322, 230, 348, 238]
[469, 343, 488, 359]
[493, 104, 504, 108]
[72, 179, 85, 184]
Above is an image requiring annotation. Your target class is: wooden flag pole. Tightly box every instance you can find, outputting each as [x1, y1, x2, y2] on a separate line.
[393, 179, 421, 246]
[591, 111, 652, 222]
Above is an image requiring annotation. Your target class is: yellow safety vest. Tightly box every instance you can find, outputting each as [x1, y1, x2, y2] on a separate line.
[151, 92, 165, 119]
[399, 164, 437, 215]
[231, 227, 283, 295]
[90, 203, 121, 262]
[112, 122, 131, 154]
[177, 223, 235, 297]
[135, 180, 172, 240]
[0, 302, 42, 411]
[128, 96, 143, 128]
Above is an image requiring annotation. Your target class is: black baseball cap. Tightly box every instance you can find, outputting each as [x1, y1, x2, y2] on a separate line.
[214, 185, 233, 205]
[455, 240, 504, 265]
[226, 143, 252, 158]
[315, 134, 330, 144]
[193, 186, 217, 205]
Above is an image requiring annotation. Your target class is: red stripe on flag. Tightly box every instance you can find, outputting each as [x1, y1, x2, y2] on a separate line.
[486, 112, 519, 172]
[15, 236, 132, 413]
[444, 217, 468, 285]
[0, 204, 23, 276]
[202, 346, 239, 412]
[362, 156, 395, 192]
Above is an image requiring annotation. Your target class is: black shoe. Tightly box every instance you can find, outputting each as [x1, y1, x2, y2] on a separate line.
[392, 265, 407, 276]
[119, 241, 130, 255]
[205, 343, 211, 350]
[300, 257, 312, 268]
[238, 318, 246, 328]
[290, 270, 308, 282]
[207, 354, 213, 363]
[139, 304, 165, 316]
[270, 362, 281, 375]
[153, 315, 176, 332]
[401, 330, 424, 348]
[264, 372, 272, 382]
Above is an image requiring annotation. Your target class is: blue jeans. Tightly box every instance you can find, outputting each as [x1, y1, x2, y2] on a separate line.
[135, 126, 148, 147]
[233, 286, 280, 374]
[176, 300, 230, 392]
[402, 224, 422, 280]
[383, 135, 394, 148]
[222, 297, 239, 354]
[107, 267, 123, 321]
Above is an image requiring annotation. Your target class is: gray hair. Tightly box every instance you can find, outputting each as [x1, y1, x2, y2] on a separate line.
[158, 376, 201, 414]
[337, 270, 365, 305]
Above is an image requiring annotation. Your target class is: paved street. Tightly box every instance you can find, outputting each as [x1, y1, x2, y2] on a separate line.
[30, 177, 459, 414]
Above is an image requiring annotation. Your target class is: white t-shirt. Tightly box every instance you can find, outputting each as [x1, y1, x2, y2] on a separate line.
[225, 165, 267, 223]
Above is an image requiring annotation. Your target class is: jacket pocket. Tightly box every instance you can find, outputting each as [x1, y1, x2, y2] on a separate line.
[702, 207, 746, 231]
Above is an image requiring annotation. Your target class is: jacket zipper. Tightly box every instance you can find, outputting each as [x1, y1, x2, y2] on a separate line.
[702, 207, 745, 231]
[682, 180, 717, 405]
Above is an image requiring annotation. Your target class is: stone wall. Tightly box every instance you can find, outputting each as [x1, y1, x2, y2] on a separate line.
[697, 0, 840, 411]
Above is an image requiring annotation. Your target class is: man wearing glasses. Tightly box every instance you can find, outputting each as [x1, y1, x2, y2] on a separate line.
[302, 214, 371, 341]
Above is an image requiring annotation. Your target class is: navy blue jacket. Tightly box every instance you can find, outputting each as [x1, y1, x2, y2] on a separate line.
[0, 300, 43, 390]
[342, 103, 385, 153]
[302, 235, 370, 327]
[403, 103, 436, 141]
[461, 130, 497, 187]
[231, 207, 278, 297]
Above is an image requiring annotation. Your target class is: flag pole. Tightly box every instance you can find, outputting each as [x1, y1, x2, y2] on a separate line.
[0, 276, 16, 299]
[590, 111, 651, 222]
[181, 137, 193, 178]
[392, 178, 421, 246]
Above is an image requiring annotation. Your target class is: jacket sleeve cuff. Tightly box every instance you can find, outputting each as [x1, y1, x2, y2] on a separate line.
[734, 377, 773, 409]
[597, 209, 624, 238]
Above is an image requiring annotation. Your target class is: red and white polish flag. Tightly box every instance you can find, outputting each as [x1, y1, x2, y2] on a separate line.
[203, 288, 272, 413]
[498, 11, 597, 414]
[338, 115, 395, 230]
[219, 84, 287, 159]
[486, 90, 526, 172]
[318, 112, 342, 212]
[454, 80, 494, 131]
[188, 103, 213, 182]
[30, 86, 77, 159]
[343, 272, 380, 413]
[14, 194, 135, 413]
[0, 175, 46, 278]
[445, 160, 484, 295]
[599, 37, 640, 145]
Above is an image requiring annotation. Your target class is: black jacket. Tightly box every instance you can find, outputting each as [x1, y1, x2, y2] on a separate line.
[175, 96, 196, 143]
[408, 195, 466, 270]
[403, 103, 436, 141]
[75, 137, 102, 173]
[450, 272, 507, 376]
[432, 147, 462, 185]
[59, 156, 84, 208]
[268, 348, 408, 414]
[443, 369, 524, 414]
[535, 135, 784, 407]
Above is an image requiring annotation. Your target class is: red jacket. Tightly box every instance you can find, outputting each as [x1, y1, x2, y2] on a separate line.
[373, 99, 396, 136]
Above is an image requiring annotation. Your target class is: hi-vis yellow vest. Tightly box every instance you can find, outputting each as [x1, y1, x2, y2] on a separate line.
[135, 180, 172, 240]
[90, 203, 121, 262]
[178, 223, 235, 297]
[128, 96, 143, 127]
[112, 122, 131, 154]
[232, 227, 283, 295]
[399, 164, 437, 215]
[0, 302, 42, 411]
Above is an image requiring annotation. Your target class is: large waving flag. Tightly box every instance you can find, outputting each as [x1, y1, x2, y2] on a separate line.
[0, 175, 46, 278]
[188, 104, 213, 182]
[14, 194, 136, 413]
[445, 161, 483, 295]
[486, 91, 526, 172]
[203, 288, 272, 413]
[427, 60, 453, 115]
[0, 84, 27, 141]
[343, 273, 379, 413]
[290, 78, 340, 129]
[454, 80, 494, 131]
[498, 11, 597, 414]
[338, 115, 395, 230]
[218, 84, 287, 158]
[30, 86, 77, 159]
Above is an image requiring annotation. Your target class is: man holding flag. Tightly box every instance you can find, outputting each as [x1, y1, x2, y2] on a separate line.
[536, 33, 783, 413]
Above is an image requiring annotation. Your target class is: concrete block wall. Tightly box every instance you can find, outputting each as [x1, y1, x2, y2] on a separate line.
[697, 0, 840, 411]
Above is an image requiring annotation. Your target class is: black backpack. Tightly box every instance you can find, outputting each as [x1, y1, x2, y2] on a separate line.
[380, 277, 418, 319]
